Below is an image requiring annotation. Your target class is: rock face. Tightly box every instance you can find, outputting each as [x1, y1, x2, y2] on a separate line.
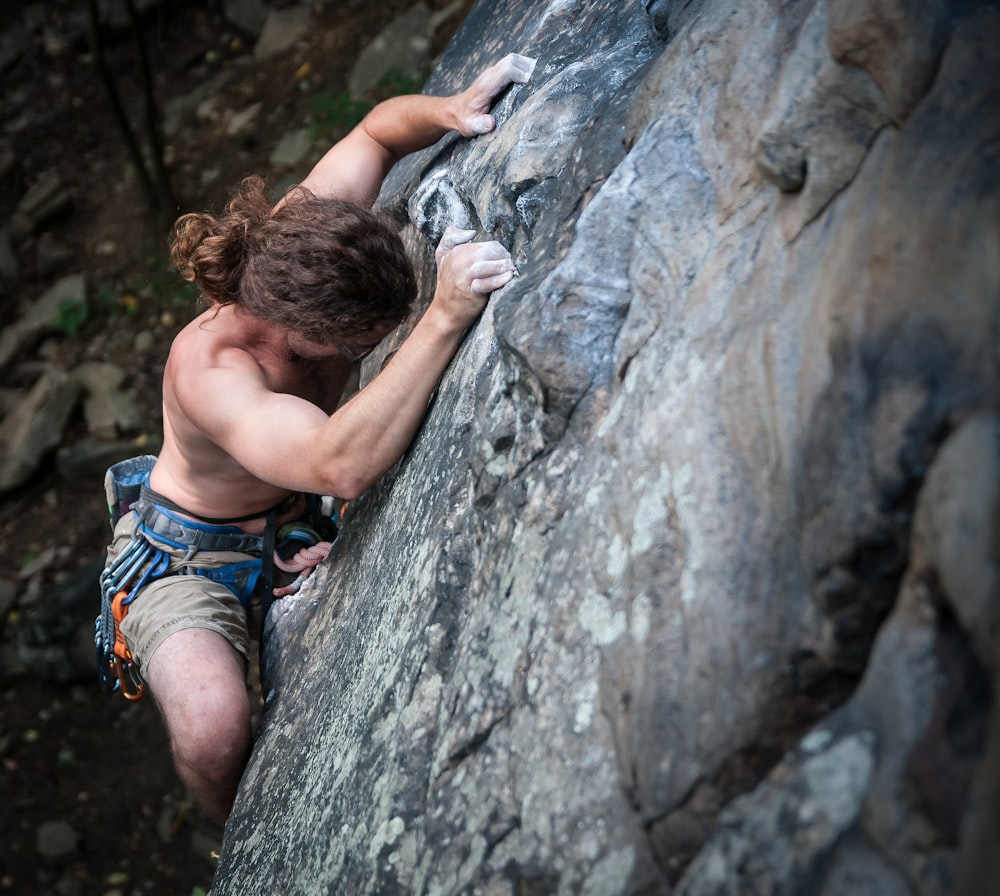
[213, 0, 999, 893]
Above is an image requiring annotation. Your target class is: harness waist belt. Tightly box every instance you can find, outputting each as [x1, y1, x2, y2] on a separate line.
[133, 487, 266, 556]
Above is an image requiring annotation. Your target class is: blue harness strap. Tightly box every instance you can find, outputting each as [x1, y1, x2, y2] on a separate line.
[132, 491, 267, 557]
[126, 489, 270, 609]
[96, 459, 278, 698]
[96, 456, 338, 699]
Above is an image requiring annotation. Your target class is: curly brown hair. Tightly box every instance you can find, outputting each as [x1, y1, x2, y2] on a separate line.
[170, 176, 417, 341]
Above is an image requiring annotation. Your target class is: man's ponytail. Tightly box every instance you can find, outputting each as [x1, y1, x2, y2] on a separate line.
[170, 176, 272, 306]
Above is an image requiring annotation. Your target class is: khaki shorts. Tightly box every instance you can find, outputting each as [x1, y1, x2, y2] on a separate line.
[106, 512, 258, 675]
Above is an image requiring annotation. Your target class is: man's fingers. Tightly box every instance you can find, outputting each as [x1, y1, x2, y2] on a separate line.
[478, 53, 537, 101]
[472, 269, 516, 295]
[468, 241, 516, 294]
[469, 114, 495, 135]
[503, 53, 537, 84]
[488, 53, 537, 91]
[437, 236, 516, 294]
[470, 257, 516, 280]
[456, 53, 537, 138]
[436, 226, 477, 258]
[468, 240, 512, 261]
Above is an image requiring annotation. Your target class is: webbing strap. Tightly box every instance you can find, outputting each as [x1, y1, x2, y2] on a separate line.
[139, 482, 293, 525]
[133, 497, 266, 555]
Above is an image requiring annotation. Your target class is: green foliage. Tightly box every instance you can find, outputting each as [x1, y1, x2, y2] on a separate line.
[95, 285, 118, 314]
[308, 69, 424, 138]
[56, 746, 75, 766]
[19, 550, 38, 571]
[309, 90, 372, 136]
[173, 279, 200, 307]
[119, 244, 200, 313]
[84, 243, 199, 341]
[52, 297, 89, 335]
[375, 68, 423, 97]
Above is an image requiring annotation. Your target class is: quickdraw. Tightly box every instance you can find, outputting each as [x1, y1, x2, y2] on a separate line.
[111, 590, 144, 701]
[96, 525, 169, 700]
[95, 455, 159, 700]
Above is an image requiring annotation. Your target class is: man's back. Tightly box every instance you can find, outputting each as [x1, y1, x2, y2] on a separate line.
[151, 305, 354, 526]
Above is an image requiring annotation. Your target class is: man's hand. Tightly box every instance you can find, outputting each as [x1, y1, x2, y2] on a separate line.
[297, 53, 537, 207]
[431, 226, 517, 330]
[452, 53, 537, 137]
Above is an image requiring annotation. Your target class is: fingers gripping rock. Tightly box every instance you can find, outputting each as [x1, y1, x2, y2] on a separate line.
[435, 226, 477, 262]
[479, 53, 537, 98]
[503, 53, 537, 84]
[467, 241, 517, 295]
[468, 115, 496, 136]
[460, 52, 538, 136]
[434, 230, 517, 308]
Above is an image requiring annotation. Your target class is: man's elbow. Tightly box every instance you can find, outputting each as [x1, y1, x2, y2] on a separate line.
[320, 467, 380, 502]
[334, 480, 366, 502]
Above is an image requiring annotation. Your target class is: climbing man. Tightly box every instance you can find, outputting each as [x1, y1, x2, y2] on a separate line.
[99, 52, 537, 823]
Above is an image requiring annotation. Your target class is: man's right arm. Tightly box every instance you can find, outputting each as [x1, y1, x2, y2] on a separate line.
[181, 230, 517, 499]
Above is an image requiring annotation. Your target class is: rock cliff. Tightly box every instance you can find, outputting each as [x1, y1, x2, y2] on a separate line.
[213, 0, 999, 893]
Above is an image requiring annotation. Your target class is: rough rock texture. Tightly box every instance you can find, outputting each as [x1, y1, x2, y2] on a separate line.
[0, 367, 81, 493]
[0, 272, 86, 367]
[213, 0, 999, 893]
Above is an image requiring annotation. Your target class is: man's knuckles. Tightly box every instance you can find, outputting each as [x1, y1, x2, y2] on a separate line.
[471, 258, 513, 278]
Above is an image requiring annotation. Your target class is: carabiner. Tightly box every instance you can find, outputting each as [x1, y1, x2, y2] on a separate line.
[114, 656, 145, 701]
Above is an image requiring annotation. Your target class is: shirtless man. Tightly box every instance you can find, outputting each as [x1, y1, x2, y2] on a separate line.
[103, 53, 536, 823]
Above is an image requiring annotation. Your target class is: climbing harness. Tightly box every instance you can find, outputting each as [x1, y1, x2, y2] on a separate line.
[95, 456, 341, 700]
[95, 455, 157, 700]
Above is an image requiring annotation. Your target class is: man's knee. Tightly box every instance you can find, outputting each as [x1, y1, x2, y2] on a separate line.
[170, 688, 251, 782]
[145, 627, 252, 783]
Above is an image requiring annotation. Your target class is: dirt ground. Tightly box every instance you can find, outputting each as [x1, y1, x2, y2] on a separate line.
[0, 1, 470, 892]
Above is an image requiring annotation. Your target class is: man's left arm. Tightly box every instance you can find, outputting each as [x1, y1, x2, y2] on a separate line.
[296, 53, 536, 208]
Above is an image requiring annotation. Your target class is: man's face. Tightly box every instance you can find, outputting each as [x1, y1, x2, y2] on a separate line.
[285, 323, 395, 365]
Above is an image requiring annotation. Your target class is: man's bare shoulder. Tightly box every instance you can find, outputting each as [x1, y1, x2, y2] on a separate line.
[167, 307, 268, 385]
[171, 307, 246, 356]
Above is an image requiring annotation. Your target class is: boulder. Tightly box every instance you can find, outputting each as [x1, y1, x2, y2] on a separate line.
[0, 274, 87, 368]
[0, 368, 81, 494]
[348, 2, 435, 99]
[253, 4, 311, 61]
[35, 819, 80, 866]
[75, 361, 144, 440]
[676, 414, 999, 895]
[9, 170, 73, 241]
[269, 128, 314, 171]
[223, 0, 269, 38]
[56, 436, 160, 483]
[213, 0, 999, 893]
[17, 558, 106, 684]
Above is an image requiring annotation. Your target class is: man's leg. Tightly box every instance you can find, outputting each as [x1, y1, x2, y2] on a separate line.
[145, 628, 252, 824]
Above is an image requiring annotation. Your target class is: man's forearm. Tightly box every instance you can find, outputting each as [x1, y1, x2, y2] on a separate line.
[361, 53, 535, 160]
[292, 92, 463, 208]
[316, 304, 464, 498]
[361, 93, 458, 161]
[292, 54, 534, 208]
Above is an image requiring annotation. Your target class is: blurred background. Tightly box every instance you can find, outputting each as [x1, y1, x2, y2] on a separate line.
[0, 1, 471, 892]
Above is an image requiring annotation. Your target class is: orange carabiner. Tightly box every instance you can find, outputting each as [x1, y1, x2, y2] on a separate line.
[114, 656, 145, 701]
[111, 590, 145, 701]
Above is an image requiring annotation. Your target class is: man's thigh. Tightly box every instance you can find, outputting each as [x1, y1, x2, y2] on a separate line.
[144, 627, 253, 768]
[119, 574, 251, 679]
[145, 627, 249, 720]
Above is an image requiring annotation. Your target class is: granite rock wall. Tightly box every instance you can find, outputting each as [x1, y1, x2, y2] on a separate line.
[212, 1, 1000, 892]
